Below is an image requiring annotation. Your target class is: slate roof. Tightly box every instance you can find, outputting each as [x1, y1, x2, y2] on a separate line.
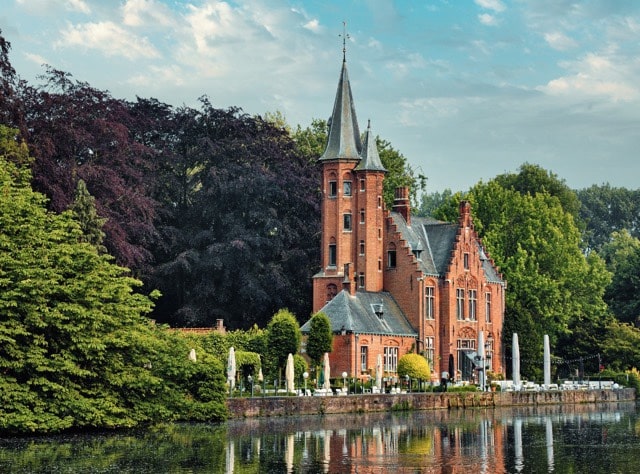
[319, 59, 362, 161]
[301, 290, 417, 337]
[391, 212, 504, 284]
[354, 121, 386, 172]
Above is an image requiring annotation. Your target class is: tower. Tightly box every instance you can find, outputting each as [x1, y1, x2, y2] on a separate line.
[312, 56, 386, 312]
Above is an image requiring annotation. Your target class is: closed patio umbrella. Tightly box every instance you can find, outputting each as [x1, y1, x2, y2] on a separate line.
[285, 353, 295, 394]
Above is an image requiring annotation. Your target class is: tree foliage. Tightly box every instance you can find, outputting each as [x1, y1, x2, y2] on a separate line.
[149, 101, 320, 329]
[305, 312, 333, 367]
[70, 179, 107, 252]
[397, 354, 431, 380]
[266, 309, 301, 373]
[17, 68, 159, 271]
[435, 167, 612, 379]
[0, 129, 226, 433]
[578, 184, 640, 253]
[601, 231, 640, 326]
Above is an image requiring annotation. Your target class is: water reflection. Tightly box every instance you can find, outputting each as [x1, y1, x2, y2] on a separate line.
[1, 402, 639, 473]
[223, 402, 640, 473]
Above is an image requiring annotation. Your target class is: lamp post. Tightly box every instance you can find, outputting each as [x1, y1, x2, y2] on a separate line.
[248, 375, 253, 397]
[405, 374, 410, 393]
[342, 371, 347, 393]
[303, 371, 309, 395]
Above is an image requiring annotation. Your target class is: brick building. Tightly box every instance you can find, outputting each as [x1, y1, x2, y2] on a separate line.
[301, 54, 506, 386]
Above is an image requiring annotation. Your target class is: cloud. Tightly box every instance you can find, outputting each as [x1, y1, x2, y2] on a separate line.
[24, 52, 47, 65]
[474, 0, 506, 13]
[57, 21, 161, 60]
[121, 0, 173, 27]
[478, 13, 498, 26]
[127, 64, 186, 87]
[540, 52, 639, 101]
[543, 31, 577, 51]
[303, 18, 321, 33]
[16, 0, 90, 14]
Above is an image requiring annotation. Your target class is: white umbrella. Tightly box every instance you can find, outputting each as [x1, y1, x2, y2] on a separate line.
[543, 334, 551, 388]
[285, 353, 295, 393]
[323, 352, 331, 390]
[512, 333, 520, 388]
[188, 348, 197, 362]
[227, 346, 236, 392]
[376, 353, 383, 391]
[477, 330, 485, 390]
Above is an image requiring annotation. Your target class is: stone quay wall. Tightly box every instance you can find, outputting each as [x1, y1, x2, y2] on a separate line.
[226, 388, 636, 419]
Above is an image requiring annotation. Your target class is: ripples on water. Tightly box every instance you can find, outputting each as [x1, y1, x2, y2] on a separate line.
[1, 402, 639, 473]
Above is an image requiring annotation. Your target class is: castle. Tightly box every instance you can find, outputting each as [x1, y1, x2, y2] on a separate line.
[301, 52, 506, 386]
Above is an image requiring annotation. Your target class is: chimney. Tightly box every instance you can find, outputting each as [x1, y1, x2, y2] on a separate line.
[342, 263, 354, 295]
[459, 200, 471, 227]
[392, 186, 411, 225]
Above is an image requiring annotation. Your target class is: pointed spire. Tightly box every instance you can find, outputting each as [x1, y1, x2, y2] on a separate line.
[355, 120, 386, 172]
[319, 58, 362, 161]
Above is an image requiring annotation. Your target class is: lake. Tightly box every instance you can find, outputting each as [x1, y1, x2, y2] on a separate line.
[1, 401, 639, 473]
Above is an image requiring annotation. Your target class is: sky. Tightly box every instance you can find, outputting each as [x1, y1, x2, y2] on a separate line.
[1, 0, 639, 193]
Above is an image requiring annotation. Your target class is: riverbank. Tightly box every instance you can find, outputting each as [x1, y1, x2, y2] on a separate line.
[227, 388, 636, 418]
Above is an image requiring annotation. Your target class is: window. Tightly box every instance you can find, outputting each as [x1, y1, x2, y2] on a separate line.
[358, 273, 365, 288]
[387, 244, 397, 269]
[359, 240, 365, 256]
[469, 289, 477, 321]
[360, 346, 368, 372]
[343, 213, 352, 231]
[456, 288, 465, 320]
[343, 180, 352, 196]
[464, 252, 469, 270]
[360, 209, 365, 224]
[384, 347, 398, 373]
[328, 181, 337, 197]
[378, 259, 382, 271]
[485, 337, 494, 366]
[425, 286, 435, 320]
[328, 243, 336, 267]
[360, 179, 365, 192]
[377, 196, 382, 208]
[425, 337, 435, 368]
[327, 284, 337, 301]
[456, 338, 476, 373]
[485, 292, 492, 323]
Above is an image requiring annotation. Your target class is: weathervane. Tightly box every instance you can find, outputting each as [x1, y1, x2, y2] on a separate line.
[339, 21, 350, 62]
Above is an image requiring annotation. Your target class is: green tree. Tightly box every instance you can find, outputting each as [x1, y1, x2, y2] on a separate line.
[578, 184, 640, 253]
[0, 127, 226, 433]
[397, 353, 431, 380]
[305, 312, 333, 368]
[434, 169, 611, 379]
[601, 231, 640, 326]
[266, 309, 301, 375]
[291, 118, 328, 161]
[70, 178, 107, 252]
[377, 137, 426, 210]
